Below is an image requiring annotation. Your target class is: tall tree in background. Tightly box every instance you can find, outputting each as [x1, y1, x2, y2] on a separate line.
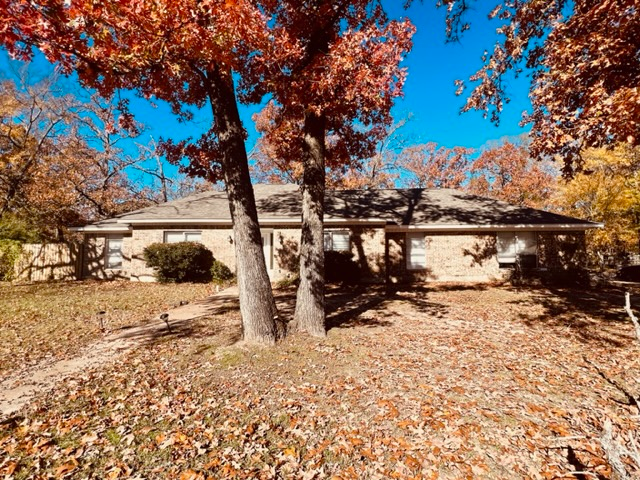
[329, 117, 410, 190]
[554, 145, 640, 265]
[466, 140, 558, 209]
[446, 0, 640, 175]
[397, 143, 472, 189]
[0, 0, 280, 344]
[0, 74, 152, 241]
[251, 116, 409, 190]
[136, 138, 215, 204]
[247, 1, 414, 336]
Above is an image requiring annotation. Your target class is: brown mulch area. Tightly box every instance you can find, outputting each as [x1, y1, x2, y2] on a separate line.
[1, 283, 639, 479]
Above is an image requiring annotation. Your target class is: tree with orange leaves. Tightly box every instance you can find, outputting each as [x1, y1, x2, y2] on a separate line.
[397, 143, 472, 189]
[443, 0, 639, 174]
[0, 73, 153, 241]
[0, 0, 283, 343]
[466, 140, 558, 209]
[247, 1, 414, 335]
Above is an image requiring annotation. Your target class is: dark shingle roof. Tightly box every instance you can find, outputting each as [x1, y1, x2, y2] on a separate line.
[93, 184, 598, 228]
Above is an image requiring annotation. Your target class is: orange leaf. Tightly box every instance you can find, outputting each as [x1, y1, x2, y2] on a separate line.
[180, 470, 204, 480]
[55, 460, 78, 477]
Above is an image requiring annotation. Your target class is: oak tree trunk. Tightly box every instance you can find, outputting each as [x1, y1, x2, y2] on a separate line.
[292, 110, 327, 337]
[206, 66, 281, 344]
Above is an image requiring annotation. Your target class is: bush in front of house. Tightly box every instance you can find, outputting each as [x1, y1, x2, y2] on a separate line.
[143, 242, 214, 283]
[325, 250, 360, 284]
[211, 259, 235, 285]
[0, 239, 23, 281]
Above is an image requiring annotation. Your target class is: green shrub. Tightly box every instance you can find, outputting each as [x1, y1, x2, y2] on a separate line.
[325, 250, 360, 284]
[211, 259, 235, 285]
[0, 214, 41, 243]
[143, 242, 214, 283]
[0, 239, 23, 281]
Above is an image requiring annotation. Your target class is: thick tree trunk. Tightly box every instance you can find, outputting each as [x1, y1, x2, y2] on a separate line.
[206, 66, 281, 345]
[292, 110, 327, 337]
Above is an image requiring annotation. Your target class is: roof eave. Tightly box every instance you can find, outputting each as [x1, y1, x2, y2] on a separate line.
[116, 217, 388, 226]
[70, 225, 133, 233]
[385, 223, 604, 232]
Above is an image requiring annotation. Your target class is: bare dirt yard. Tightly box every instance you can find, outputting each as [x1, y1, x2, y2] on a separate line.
[1, 282, 639, 479]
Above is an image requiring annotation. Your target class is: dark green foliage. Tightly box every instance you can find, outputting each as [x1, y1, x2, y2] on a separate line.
[0, 239, 23, 281]
[0, 214, 41, 243]
[325, 250, 360, 284]
[143, 242, 214, 283]
[211, 259, 235, 285]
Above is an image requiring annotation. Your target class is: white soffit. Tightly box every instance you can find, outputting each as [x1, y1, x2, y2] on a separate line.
[385, 223, 604, 232]
[116, 217, 388, 226]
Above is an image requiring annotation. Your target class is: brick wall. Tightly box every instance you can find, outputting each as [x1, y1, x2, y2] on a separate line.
[387, 231, 506, 283]
[83, 234, 132, 280]
[128, 226, 237, 282]
[273, 227, 300, 281]
[349, 227, 386, 281]
[85, 226, 300, 282]
[82, 227, 589, 284]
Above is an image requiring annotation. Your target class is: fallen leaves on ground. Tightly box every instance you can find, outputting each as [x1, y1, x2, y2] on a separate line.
[0, 280, 216, 378]
[1, 283, 639, 479]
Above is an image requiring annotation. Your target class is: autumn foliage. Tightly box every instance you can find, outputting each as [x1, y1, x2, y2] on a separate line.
[398, 143, 472, 189]
[0, 75, 153, 240]
[447, 0, 640, 174]
[467, 140, 558, 209]
[553, 145, 640, 264]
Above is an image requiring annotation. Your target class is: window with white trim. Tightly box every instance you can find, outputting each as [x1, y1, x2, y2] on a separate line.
[323, 230, 350, 252]
[164, 231, 202, 243]
[406, 233, 427, 270]
[106, 235, 123, 269]
[497, 231, 537, 268]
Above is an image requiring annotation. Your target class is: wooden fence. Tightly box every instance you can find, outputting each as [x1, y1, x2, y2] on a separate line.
[14, 243, 82, 282]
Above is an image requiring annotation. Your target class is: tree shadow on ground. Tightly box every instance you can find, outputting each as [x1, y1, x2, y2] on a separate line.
[323, 284, 450, 330]
[114, 294, 243, 347]
[115, 315, 242, 348]
[325, 286, 393, 329]
[509, 284, 640, 349]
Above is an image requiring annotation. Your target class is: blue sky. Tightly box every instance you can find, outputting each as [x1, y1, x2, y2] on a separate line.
[0, 2, 531, 160]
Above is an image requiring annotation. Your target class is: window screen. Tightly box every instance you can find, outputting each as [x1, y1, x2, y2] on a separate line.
[497, 232, 537, 267]
[324, 231, 350, 252]
[406, 233, 426, 270]
[106, 236, 123, 269]
[164, 231, 202, 243]
[497, 232, 517, 264]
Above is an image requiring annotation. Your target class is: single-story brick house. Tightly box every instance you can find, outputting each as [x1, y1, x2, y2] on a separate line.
[72, 184, 602, 283]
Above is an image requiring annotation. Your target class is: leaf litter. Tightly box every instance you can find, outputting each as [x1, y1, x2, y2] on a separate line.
[1, 282, 639, 479]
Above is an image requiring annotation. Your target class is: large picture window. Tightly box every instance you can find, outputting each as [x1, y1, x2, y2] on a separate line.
[323, 231, 350, 252]
[406, 233, 427, 270]
[497, 231, 537, 268]
[164, 231, 202, 243]
[106, 235, 123, 270]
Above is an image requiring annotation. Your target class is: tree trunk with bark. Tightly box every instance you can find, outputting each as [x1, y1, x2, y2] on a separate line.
[292, 110, 327, 337]
[206, 66, 281, 344]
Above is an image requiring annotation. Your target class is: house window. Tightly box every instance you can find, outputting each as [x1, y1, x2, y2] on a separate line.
[324, 231, 350, 252]
[164, 231, 202, 243]
[406, 233, 427, 270]
[497, 231, 537, 268]
[106, 235, 123, 270]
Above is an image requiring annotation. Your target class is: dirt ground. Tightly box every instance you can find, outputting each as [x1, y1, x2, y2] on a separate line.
[1, 282, 639, 479]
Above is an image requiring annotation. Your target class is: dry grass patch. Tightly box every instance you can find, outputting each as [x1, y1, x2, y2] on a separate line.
[0, 280, 216, 378]
[1, 283, 640, 479]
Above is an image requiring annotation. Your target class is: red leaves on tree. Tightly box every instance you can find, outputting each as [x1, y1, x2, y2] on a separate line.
[446, 0, 640, 173]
